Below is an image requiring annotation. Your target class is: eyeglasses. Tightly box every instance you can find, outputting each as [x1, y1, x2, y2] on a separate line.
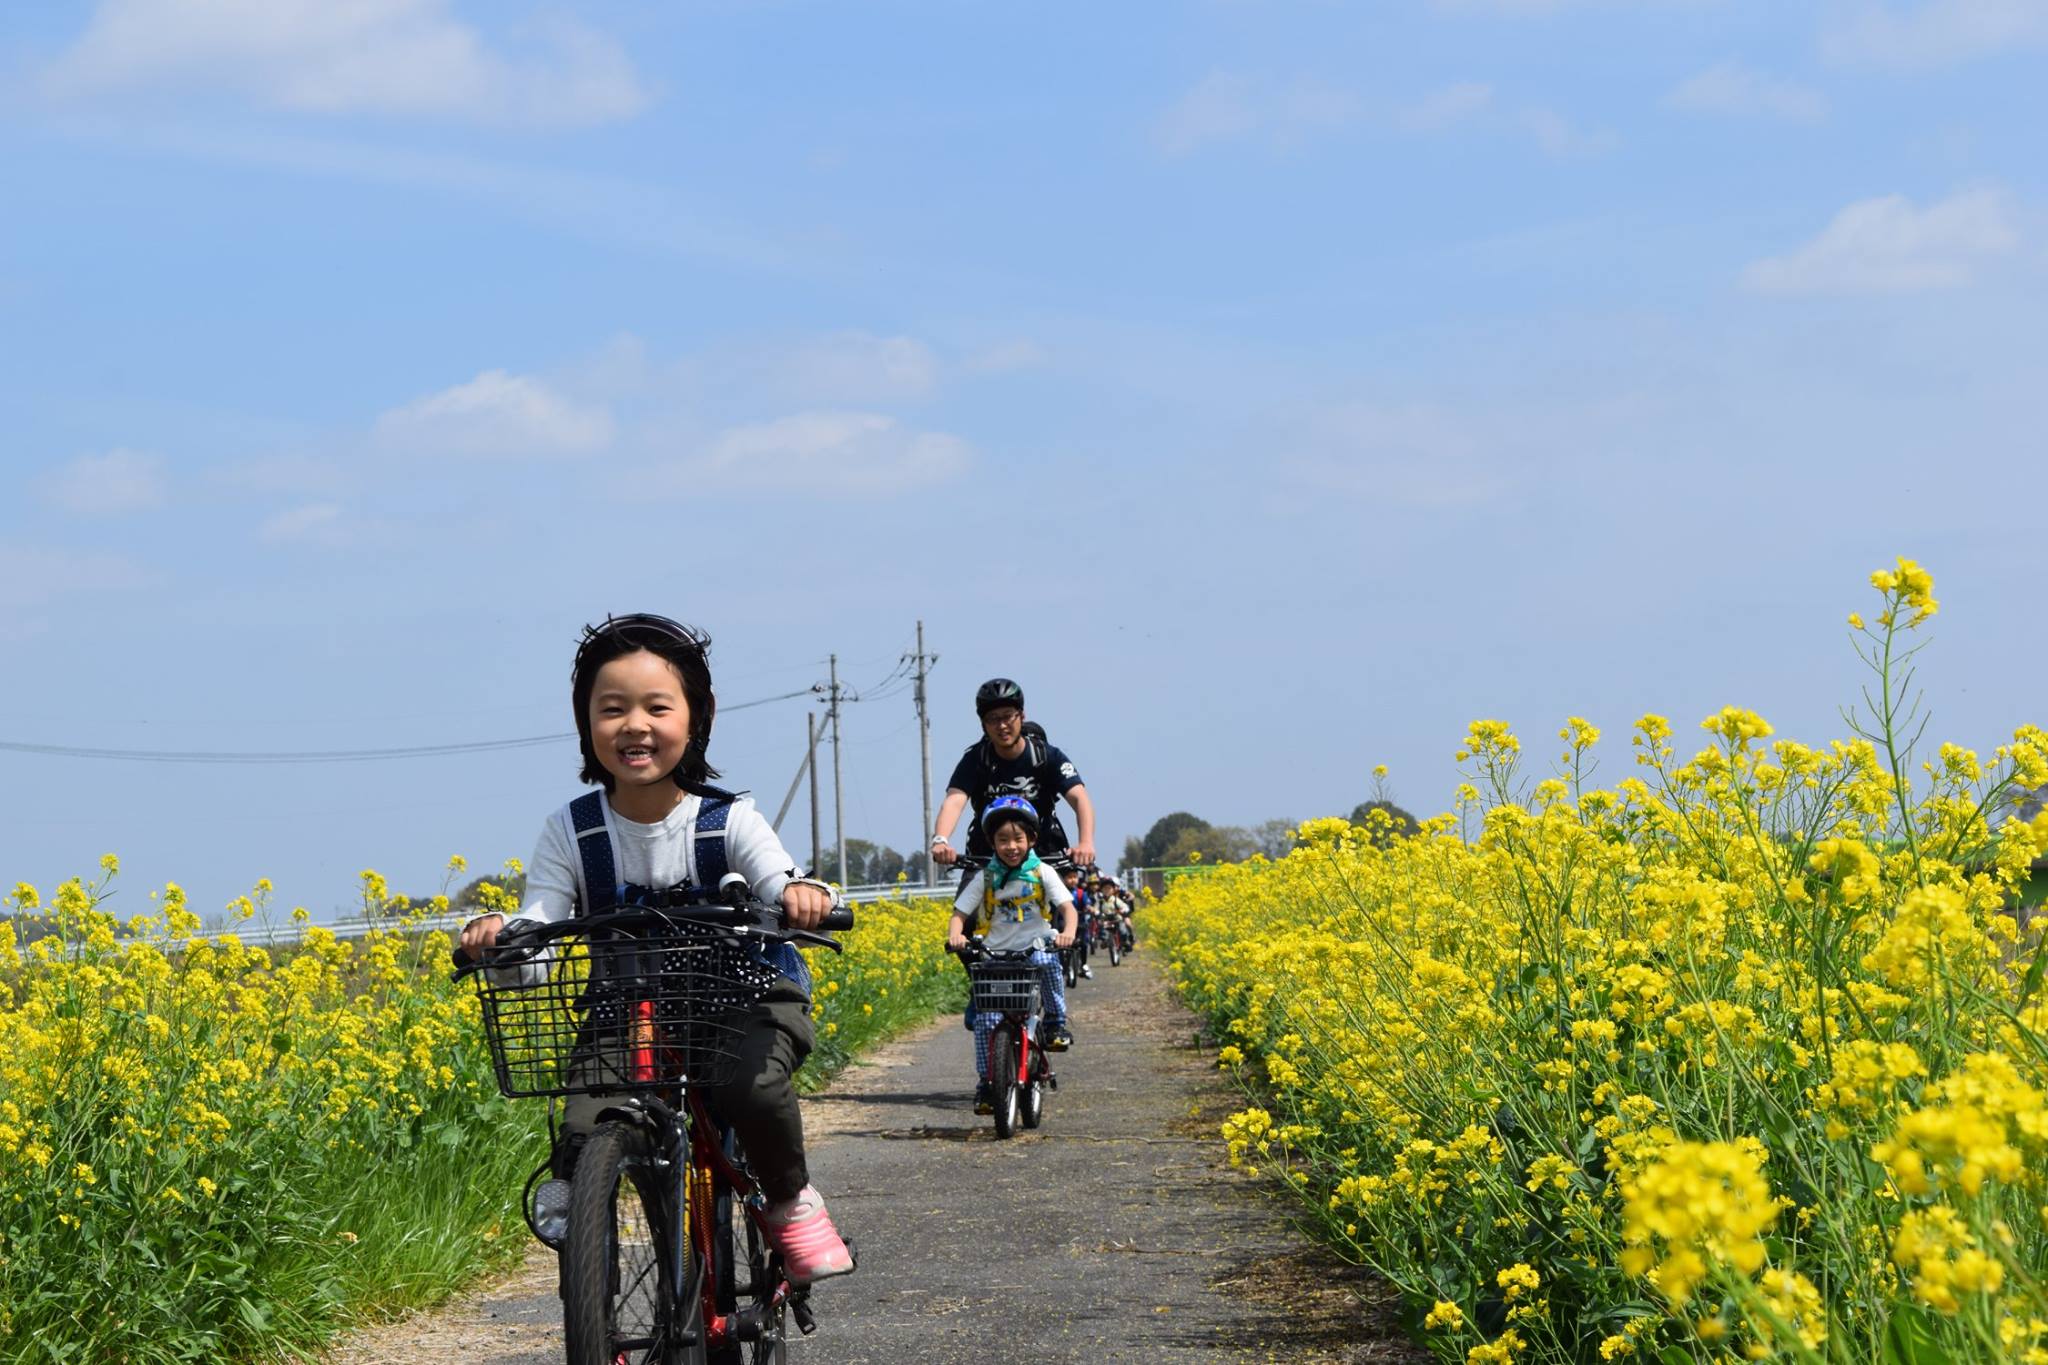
[983, 708, 1022, 727]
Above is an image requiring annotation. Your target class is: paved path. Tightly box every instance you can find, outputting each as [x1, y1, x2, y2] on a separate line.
[331, 953, 1421, 1364]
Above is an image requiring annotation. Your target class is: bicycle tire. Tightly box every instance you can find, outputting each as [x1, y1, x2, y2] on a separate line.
[1019, 1073, 1044, 1129]
[1108, 933, 1122, 967]
[991, 1030, 1020, 1139]
[564, 1122, 688, 1365]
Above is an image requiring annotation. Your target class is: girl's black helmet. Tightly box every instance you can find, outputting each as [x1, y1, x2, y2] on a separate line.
[975, 678, 1024, 716]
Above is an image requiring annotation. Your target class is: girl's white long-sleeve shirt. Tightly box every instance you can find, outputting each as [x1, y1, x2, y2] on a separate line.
[512, 790, 798, 927]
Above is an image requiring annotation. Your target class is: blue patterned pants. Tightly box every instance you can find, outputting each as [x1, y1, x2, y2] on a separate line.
[971, 950, 1065, 1081]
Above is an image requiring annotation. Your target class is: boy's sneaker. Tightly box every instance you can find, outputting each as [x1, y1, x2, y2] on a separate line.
[1046, 1024, 1074, 1052]
[973, 1081, 994, 1114]
[760, 1185, 856, 1286]
[1079, 963, 1094, 979]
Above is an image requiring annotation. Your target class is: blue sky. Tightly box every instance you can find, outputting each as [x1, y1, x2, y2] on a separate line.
[2, 0, 2043, 922]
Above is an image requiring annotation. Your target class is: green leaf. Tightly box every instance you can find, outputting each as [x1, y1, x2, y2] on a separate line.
[1883, 1304, 1947, 1365]
[2017, 943, 2047, 1007]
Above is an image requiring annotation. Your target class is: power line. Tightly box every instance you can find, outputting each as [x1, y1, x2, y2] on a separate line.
[0, 686, 817, 765]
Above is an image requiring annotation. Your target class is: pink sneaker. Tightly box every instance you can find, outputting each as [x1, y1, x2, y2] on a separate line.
[760, 1186, 856, 1285]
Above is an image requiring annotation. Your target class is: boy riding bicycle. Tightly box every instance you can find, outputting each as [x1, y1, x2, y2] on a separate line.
[458, 614, 855, 1286]
[946, 796, 1077, 1113]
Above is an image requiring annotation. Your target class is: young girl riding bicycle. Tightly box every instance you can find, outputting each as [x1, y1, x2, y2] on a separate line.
[458, 614, 856, 1286]
[945, 796, 1077, 1113]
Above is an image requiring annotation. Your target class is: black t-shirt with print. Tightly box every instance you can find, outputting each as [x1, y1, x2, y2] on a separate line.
[947, 738, 1084, 859]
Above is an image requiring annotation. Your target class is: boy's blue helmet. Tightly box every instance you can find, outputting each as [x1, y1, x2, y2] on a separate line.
[981, 795, 1039, 838]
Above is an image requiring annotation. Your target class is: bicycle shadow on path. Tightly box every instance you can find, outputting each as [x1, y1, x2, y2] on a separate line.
[328, 952, 1424, 1364]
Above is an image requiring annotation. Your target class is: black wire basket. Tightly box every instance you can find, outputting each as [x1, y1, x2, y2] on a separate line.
[470, 928, 753, 1098]
[968, 960, 1042, 1016]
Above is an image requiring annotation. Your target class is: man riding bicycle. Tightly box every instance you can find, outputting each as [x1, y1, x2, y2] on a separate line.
[929, 678, 1095, 874]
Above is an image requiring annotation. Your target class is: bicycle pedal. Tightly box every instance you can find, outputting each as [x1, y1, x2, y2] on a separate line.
[790, 1293, 818, 1336]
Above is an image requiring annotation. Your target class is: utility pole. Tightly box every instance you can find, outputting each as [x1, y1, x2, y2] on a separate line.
[828, 653, 846, 887]
[806, 713, 821, 871]
[908, 620, 939, 884]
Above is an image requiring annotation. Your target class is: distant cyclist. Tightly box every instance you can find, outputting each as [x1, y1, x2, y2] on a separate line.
[929, 678, 1095, 873]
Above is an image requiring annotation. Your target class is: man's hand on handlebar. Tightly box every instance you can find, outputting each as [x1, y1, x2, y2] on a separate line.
[931, 840, 959, 867]
[1070, 840, 1096, 867]
[946, 927, 970, 953]
[460, 913, 504, 955]
[1052, 928, 1075, 950]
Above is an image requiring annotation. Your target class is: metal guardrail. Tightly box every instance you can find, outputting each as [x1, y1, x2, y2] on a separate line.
[169, 882, 960, 948]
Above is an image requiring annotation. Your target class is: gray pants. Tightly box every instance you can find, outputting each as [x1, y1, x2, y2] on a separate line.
[563, 979, 816, 1205]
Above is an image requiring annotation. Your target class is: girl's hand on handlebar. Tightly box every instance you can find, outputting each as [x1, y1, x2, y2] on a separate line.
[460, 913, 504, 954]
[781, 880, 833, 930]
[1053, 929, 1075, 949]
[946, 928, 969, 952]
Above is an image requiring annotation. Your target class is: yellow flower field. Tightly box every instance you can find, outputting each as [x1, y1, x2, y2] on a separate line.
[1153, 561, 2048, 1365]
[0, 862, 956, 1363]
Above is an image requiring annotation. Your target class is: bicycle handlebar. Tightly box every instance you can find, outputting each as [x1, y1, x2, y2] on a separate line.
[450, 883, 854, 978]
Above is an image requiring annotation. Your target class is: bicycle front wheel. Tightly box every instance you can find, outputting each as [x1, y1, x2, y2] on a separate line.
[565, 1122, 687, 1365]
[990, 1030, 1020, 1139]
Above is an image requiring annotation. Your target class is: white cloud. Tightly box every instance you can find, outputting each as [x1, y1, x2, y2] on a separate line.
[1394, 84, 1615, 157]
[373, 369, 614, 459]
[961, 339, 1048, 375]
[0, 539, 148, 637]
[207, 451, 347, 497]
[1743, 188, 2019, 295]
[257, 501, 350, 546]
[38, 448, 168, 515]
[44, 0, 650, 127]
[1826, 0, 2048, 67]
[1153, 71, 1361, 156]
[1398, 82, 1494, 132]
[1665, 62, 1827, 121]
[1518, 106, 1619, 158]
[777, 333, 939, 403]
[1282, 405, 1511, 508]
[681, 412, 971, 495]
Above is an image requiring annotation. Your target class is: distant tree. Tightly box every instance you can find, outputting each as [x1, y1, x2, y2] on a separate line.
[1120, 836, 1145, 873]
[817, 839, 876, 885]
[1349, 799, 1419, 847]
[1136, 812, 1211, 867]
[1252, 818, 1300, 860]
[865, 844, 910, 886]
[1160, 824, 1256, 866]
[815, 839, 911, 885]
